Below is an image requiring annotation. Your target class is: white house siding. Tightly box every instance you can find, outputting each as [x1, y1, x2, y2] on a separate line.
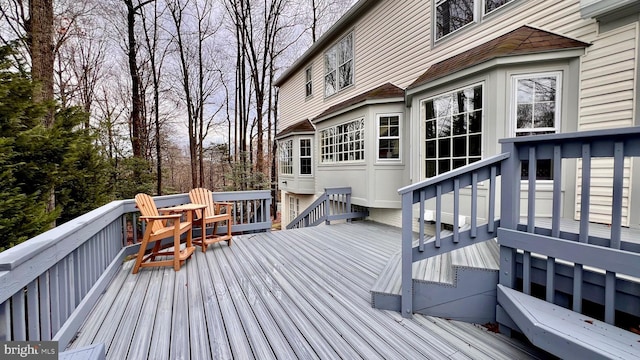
[277, 0, 639, 229]
[575, 23, 638, 225]
[279, 0, 599, 129]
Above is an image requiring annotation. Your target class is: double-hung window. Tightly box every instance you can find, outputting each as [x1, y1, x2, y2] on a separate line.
[435, 0, 516, 40]
[324, 33, 353, 97]
[377, 114, 401, 160]
[279, 139, 293, 175]
[435, 0, 475, 40]
[299, 138, 312, 175]
[305, 67, 313, 97]
[513, 72, 561, 180]
[289, 196, 299, 221]
[423, 84, 483, 178]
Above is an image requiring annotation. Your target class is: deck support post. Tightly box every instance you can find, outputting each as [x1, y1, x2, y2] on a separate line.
[499, 142, 519, 289]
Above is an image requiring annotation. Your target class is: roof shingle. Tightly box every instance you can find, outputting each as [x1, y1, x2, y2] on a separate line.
[408, 26, 590, 90]
[313, 83, 404, 122]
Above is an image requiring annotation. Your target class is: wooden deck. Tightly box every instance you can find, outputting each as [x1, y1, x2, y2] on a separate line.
[67, 221, 547, 359]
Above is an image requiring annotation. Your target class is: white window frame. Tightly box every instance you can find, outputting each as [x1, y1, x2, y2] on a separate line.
[376, 113, 402, 162]
[279, 139, 293, 175]
[289, 195, 299, 221]
[305, 66, 313, 97]
[434, 0, 518, 41]
[434, 0, 477, 41]
[324, 32, 354, 97]
[511, 71, 562, 181]
[421, 82, 484, 179]
[320, 118, 365, 164]
[299, 137, 313, 176]
[483, 0, 515, 16]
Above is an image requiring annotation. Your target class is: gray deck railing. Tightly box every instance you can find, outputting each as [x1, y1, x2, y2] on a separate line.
[286, 187, 368, 229]
[398, 153, 508, 318]
[0, 190, 271, 350]
[499, 127, 640, 326]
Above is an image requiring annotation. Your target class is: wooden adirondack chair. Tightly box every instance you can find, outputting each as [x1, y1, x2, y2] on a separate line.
[132, 193, 195, 274]
[188, 188, 233, 252]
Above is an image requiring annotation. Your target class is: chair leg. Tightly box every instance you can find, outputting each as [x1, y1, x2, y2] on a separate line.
[173, 226, 181, 271]
[227, 220, 232, 246]
[132, 236, 150, 274]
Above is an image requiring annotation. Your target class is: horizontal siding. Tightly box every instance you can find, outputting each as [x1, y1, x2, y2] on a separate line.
[278, 0, 600, 130]
[575, 158, 633, 226]
[575, 23, 637, 226]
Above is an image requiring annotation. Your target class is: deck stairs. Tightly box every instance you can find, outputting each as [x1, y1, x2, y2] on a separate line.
[371, 228, 500, 325]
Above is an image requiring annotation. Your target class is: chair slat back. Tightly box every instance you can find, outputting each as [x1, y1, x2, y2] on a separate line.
[189, 188, 215, 218]
[135, 193, 163, 233]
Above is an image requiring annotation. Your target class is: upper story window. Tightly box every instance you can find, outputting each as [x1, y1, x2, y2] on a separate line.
[320, 118, 364, 163]
[485, 0, 514, 14]
[436, 0, 475, 40]
[299, 138, 312, 175]
[513, 72, 561, 180]
[377, 114, 401, 161]
[423, 83, 483, 177]
[305, 67, 313, 97]
[435, 0, 516, 40]
[324, 33, 353, 97]
[279, 139, 293, 175]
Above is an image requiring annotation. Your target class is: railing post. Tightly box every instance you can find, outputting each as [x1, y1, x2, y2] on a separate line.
[499, 142, 520, 289]
[401, 192, 413, 318]
[324, 193, 331, 225]
[346, 193, 352, 224]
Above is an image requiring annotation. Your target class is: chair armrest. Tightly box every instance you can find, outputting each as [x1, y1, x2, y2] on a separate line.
[140, 214, 182, 221]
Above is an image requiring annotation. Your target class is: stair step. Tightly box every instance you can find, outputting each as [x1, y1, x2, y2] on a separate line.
[497, 285, 640, 359]
[371, 237, 499, 296]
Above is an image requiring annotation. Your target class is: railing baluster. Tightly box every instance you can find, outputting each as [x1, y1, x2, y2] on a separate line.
[50, 265, 60, 334]
[552, 145, 562, 237]
[523, 251, 531, 295]
[419, 190, 425, 252]
[12, 291, 26, 340]
[39, 273, 51, 341]
[453, 179, 460, 243]
[574, 144, 591, 313]
[0, 300, 11, 340]
[527, 146, 536, 232]
[435, 185, 442, 248]
[488, 166, 497, 233]
[605, 271, 616, 324]
[27, 280, 40, 341]
[611, 142, 624, 249]
[549, 144, 560, 302]
[471, 172, 477, 238]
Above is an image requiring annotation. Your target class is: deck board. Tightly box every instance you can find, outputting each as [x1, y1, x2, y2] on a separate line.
[68, 221, 546, 359]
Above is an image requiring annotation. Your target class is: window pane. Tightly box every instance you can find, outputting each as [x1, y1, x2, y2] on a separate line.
[325, 72, 336, 97]
[325, 49, 336, 72]
[517, 104, 532, 129]
[469, 135, 481, 156]
[534, 102, 555, 128]
[469, 110, 481, 133]
[426, 140, 436, 158]
[453, 137, 466, 157]
[438, 117, 451, 137]
[339, 60, 353, 88]
[425, 100, 435, 119]
[439, 159, 451, 173]
[453, 158, 466, 169]
[517, 79, 534, 103]
[426, 120, 436, 139]
[306, 82, 312, 97]
[453, 114, 466, 135]
[439, 138, 451, 157]
[534, 77, 556, 101]
[426, 160, 436, 178]
[485, 0, 513, 13]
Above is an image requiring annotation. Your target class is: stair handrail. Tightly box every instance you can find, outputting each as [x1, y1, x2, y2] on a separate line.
[286, 187, 368, 229]
[397, 153, 510, 318]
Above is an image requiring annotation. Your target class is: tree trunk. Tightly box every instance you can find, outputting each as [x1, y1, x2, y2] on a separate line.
[29, 0, 54, 127]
